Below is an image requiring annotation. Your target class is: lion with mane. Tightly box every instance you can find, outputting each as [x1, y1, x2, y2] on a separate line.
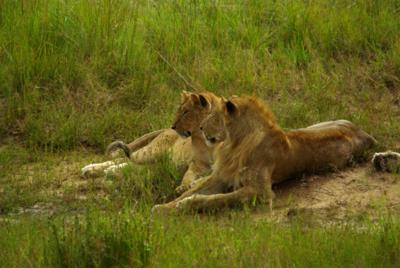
[153, 95, 376, 212]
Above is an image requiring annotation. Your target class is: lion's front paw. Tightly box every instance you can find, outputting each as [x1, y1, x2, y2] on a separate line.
[176, 179, 202, 194]
[151, 203, 177, 215]
[104, 163, 129, 176]
[175, 184, 190, 194]
[175, 195, 198, 211]
[81, 164, 100, 178]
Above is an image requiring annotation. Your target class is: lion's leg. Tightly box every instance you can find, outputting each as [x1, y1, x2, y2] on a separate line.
[175, 161, 208, 193]
[154, 167, 275, 213]
[176, 166, 275, 202]
[176, 172, 212, 194]
[103, 162, 129, 176]
[152, 175, 219, 212]
[175, 164, 197, 193]
[155, 186, 257, 212]
[265, 180, 274, 213]
[178, 186, 257, 211]
[130, 131, 179, 165]
[81, 158, 126, 178]
[181, 162, 200, 185]
[260, 167, 275, 213]
[175, 174, 225, 201]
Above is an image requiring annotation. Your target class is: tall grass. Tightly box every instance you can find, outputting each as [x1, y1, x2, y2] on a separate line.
[0, 210, 399, 267]
[1, 0, 399, 151]
[0, 148, 182, 214]
[1, 150, 399, 267]
[1, 2, 400, 266]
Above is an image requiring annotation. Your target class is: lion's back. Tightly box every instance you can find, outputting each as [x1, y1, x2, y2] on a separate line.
[284, 120, 376, 174]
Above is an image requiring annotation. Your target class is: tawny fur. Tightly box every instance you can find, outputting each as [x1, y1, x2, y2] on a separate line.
[81, 91, 223, 193]
[170, 91, 224, 192]
[153, 96, 376, 213]
[106, 129, 166, 158]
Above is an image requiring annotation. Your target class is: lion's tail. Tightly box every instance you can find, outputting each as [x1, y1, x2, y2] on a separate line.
[106, 129, 166, 158]
[106, 141, 131, 158]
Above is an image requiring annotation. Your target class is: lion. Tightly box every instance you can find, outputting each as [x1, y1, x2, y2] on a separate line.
[81, 91, 223, 193]
[81, 129, 169, 176]
[152, 96, 377, 212]
[81, 128, 189, 177]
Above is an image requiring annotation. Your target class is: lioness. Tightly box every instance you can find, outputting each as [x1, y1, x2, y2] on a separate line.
[153, 96, 376, 212]
[81, 91, 222, 193]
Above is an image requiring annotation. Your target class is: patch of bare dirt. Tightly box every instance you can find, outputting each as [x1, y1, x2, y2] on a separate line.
[262, 164, 400, 223]
[4, 152, 400, 223]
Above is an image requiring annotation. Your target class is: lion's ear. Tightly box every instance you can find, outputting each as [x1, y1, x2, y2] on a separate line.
[189, 93, 208, 108]
[181, 90, 190, 102]
[225, 100, 237, 115]
[199, 94, 209, 108]
[190, 93, 200, 104]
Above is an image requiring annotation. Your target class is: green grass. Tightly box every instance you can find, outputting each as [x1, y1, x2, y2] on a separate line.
[1, 0, 400, 266]
[1, 148, 400, 268]
[0, 148, 180, 214]
[1, 210, 400, 267]
[1, 0, 400, 150]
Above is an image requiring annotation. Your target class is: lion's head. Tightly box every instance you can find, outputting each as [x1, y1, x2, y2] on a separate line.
[199, 98, 232, 147]
[200, 96, 278, 147]
[171, 91, 218, 138]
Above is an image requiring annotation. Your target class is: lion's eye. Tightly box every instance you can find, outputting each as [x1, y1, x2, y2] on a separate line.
[183, 110, 188, 115]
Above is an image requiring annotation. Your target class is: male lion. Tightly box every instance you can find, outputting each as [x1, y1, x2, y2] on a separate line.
[153, 96, 376, 212]
[81, 91, 222, 193]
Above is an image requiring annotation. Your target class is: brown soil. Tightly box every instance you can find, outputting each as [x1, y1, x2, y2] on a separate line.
[262, 164, 400, 223]
[4, 151, 400, 222]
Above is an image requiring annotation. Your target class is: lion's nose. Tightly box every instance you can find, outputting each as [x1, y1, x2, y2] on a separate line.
[171, 125, 176, 130]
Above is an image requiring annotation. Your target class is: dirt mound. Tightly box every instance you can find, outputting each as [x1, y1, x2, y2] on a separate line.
[266, 165, 400, 222]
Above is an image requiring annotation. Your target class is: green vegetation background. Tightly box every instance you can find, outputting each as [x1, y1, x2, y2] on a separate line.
[1, 0, 399, 152]
[1, 0, 400, 267]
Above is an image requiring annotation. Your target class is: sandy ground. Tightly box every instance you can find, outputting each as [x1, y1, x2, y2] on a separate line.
[266, 164, 400, 222]
[2, 151, 399, 222]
